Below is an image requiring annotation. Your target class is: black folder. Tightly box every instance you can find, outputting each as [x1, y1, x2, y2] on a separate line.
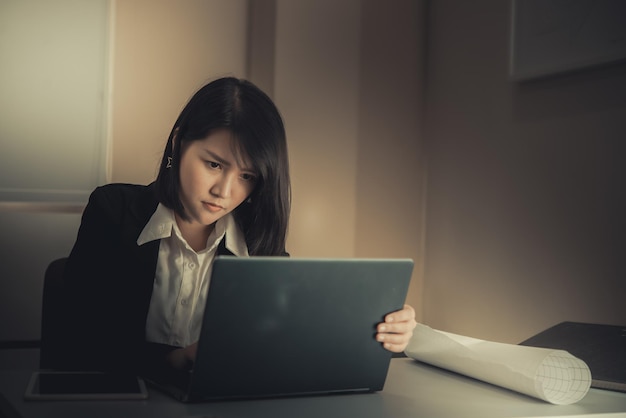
[520, 321, 626, 393]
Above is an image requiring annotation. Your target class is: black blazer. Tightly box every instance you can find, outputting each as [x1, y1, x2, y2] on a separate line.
[59, 183, 234, 373]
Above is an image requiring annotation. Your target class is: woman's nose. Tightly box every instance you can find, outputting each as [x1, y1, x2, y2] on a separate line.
[211, 173, 234, 197]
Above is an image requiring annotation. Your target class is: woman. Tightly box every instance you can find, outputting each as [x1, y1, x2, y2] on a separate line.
[59, 77, 416, 374]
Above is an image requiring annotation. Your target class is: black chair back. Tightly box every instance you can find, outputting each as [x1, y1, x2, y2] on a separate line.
[40, 257, 68, 369]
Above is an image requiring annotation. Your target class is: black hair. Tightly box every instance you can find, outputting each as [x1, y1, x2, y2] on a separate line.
[155, 77, 290, 256]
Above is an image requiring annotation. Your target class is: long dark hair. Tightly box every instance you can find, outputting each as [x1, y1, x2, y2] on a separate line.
[155, 77, 290, 256]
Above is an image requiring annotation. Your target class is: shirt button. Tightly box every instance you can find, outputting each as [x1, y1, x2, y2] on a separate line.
[181, 299, 188, 306]
[188, 262, 196, 269]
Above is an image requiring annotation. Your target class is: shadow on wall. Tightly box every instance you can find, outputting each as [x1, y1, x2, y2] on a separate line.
[0, 210, 82, 343]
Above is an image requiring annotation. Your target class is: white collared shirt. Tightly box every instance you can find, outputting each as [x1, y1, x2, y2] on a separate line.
[137, 203, 248, 347]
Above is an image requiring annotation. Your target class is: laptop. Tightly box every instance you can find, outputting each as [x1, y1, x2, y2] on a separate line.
[520, 321, 626, 393]
[149, 256, 413, 402]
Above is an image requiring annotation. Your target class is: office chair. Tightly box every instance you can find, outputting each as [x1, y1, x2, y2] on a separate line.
[39, 257, 68, 369]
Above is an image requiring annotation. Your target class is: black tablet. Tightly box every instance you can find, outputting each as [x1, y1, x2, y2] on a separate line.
[24, 371, 149, 401]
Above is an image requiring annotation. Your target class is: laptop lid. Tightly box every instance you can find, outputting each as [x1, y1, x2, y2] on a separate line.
[520, 321, 626, 393]
[186, 256, 413, 401]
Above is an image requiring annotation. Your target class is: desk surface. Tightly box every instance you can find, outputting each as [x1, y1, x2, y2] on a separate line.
[1, 358, 625, 418]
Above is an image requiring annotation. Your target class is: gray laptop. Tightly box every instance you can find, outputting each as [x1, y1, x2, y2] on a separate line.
[150, 256, 413, 402]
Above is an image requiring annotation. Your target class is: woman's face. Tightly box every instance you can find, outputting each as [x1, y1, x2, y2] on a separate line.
[177, 128, 257, 228]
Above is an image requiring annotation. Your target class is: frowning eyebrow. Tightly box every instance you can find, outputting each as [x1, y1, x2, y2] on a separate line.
[202, 149, 230, 166]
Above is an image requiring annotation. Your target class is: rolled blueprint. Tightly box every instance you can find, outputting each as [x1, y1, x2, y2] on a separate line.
[404, 323, 591, 405]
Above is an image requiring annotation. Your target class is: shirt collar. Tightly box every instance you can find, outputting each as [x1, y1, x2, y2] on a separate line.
[137, 203, 248, 256]
[137, 203, 173, 245]
[221, 211, 249, 256]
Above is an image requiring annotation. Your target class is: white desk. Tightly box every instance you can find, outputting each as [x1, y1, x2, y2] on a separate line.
[1, 358, 625, 418]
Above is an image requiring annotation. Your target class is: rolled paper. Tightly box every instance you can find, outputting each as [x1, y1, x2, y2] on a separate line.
[404, 324, 591, 405]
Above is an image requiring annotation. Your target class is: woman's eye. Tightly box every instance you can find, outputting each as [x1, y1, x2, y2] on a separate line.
[241, 173, 257, 182]
[205, 161, 220, 169]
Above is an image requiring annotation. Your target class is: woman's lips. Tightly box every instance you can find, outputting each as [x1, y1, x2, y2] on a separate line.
[203, 202, 223, 213]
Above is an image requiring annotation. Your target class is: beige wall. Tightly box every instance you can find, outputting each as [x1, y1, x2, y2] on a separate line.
[354, 0, 426, 316]
[253, 0, 426, 313]
[422, 0, 626, 343]
[110, 0, 248, 184]
[274, 0, 361, 258]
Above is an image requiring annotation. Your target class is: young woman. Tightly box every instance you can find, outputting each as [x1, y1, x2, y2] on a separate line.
[58, 77, 416, 374]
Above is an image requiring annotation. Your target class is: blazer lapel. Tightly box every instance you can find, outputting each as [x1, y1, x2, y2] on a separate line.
[123, 184, 161, 321]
